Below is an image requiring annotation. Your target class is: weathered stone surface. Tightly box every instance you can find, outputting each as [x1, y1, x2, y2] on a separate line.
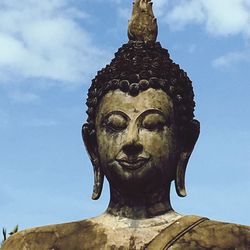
[2, 216, 250, 250]
[173, 220, 250, 250]
[128, 0, 158, 42]
[146, 216, 250, 250]
[1, 220, 107, 250]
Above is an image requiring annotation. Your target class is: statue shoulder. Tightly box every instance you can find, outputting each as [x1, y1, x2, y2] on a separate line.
[1, 219, 107, 250]
[147, 216, 250, 250]
[174, 218, 250, 249]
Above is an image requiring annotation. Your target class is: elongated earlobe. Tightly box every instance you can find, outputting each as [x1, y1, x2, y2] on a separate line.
[82, 124, 104, 200]
[175, 152, 190, 197]
[175, 120, 200, 197]
[92, 159, 104, 200]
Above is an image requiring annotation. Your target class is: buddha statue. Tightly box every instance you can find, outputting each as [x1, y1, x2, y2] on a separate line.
[2, 1, 250, 249]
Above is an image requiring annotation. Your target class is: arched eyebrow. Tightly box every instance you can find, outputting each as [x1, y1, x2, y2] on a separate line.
[136, 109, 166, 122]
[101, 110, 130, 124]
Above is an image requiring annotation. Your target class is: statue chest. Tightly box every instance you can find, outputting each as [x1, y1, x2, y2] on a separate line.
[98, 226, 163, 250]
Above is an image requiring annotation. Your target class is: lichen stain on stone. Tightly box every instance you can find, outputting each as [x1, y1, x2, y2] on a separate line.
[170, 220, 250, 250]
[1, 220, 108, 250]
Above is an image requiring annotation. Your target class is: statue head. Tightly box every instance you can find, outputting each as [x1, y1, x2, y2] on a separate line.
[82, 0, 200, 201]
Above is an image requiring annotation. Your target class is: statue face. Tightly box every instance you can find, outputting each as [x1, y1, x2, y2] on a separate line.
[95, 88, 179, 195]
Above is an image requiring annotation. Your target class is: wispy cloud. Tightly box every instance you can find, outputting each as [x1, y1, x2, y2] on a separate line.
[165, 0, 250, 38]
[108, 0, 250, 39]
[212, 50, 250, 69]
[153, 0, 169, 17]
[163, 0, 250, 69]
[0, 0, 109, 87]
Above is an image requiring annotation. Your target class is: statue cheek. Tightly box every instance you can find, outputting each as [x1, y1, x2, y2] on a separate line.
[98, 132, 124, 160]
[140, 130, 172, 155]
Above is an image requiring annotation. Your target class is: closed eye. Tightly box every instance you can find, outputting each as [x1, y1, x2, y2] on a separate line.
[102, 113, 128, 132]
[141, 114, 167, 131]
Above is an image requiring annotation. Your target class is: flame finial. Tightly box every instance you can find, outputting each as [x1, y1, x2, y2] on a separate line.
[128, 0, 158, 42]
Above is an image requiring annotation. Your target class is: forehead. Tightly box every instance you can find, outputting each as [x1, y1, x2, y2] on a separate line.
[96, 88, 173, 118]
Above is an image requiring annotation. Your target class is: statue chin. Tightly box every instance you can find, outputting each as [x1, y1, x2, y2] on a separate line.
[2, 1, 250, 249]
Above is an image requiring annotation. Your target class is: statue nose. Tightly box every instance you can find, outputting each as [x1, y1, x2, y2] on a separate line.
[122, 124, 143, 156]
[122, 141, 143, 156]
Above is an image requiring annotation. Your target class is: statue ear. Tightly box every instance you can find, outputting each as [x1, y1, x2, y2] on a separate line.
[82, 123, 104, 200]
[175, 120, 200, 197]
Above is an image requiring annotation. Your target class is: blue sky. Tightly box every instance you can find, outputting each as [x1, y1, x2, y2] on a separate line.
[0, 0, 250, 235]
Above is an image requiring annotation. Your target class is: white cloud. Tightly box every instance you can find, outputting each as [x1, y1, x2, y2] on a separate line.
[166, 0, 250, 38]
[212, 50, 250, 68]
[166, 0, 204, 28]
[0, 0, 108, 87]
[162, 0, 250, 69]
[105, 0, 250, 38]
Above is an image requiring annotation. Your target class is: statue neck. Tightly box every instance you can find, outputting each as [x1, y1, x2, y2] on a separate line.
[106, 184, 173, 219]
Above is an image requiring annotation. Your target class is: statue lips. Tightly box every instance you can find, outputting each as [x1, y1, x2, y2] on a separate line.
[116, 157, 150, 170]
